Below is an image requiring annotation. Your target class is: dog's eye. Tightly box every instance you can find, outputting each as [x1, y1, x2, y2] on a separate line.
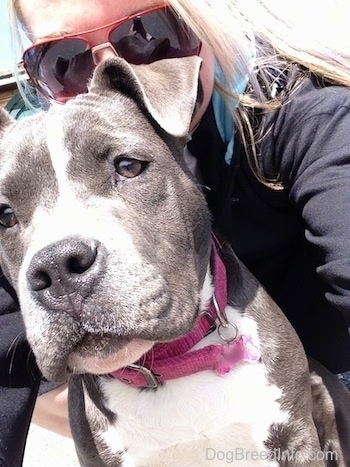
[0, 205, 17, 228]
[114, 157, 147, 179]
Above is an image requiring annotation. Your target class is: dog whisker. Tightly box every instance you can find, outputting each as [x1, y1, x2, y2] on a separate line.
[197, 183, 211, 192]
[6, 331, 39, 384]
[7, 331, 26, 358]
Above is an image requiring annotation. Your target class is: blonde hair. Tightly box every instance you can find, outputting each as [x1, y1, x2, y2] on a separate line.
[167, 0, 350, 183]
[7, 0, 350, 181]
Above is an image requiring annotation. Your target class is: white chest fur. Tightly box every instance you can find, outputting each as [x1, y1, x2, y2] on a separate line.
[98, 307, 289, 466]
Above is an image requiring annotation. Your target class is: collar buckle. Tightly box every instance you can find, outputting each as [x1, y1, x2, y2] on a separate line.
[125, 363, 160, 389]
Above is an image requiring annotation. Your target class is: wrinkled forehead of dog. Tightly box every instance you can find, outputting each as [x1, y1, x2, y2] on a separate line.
[0, 56, 202, 172]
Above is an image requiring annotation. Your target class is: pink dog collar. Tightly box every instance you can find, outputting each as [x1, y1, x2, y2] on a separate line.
[110, 236, 260, 388]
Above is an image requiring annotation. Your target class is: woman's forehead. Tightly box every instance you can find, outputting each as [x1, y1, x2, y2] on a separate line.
[18, 0, 164, 41]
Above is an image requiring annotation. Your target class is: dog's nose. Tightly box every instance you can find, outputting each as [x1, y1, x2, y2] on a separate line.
[27, 238, 101, 305]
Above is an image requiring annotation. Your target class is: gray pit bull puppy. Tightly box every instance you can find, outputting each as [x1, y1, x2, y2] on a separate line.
[0, 57, 349, 466]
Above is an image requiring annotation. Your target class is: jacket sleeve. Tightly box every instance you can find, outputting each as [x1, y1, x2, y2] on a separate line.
[271, 79, 350, 326]
[0, 271, 40, 467]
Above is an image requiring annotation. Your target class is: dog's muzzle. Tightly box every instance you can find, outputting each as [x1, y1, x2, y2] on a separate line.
[26, 237, 103, 312]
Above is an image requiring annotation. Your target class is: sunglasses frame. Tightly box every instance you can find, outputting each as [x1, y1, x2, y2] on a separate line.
[22, 3, 201, 103]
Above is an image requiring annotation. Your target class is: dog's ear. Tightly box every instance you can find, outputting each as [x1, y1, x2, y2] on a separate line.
[0, 108, 14, 135]
[90, 56, 202, 138]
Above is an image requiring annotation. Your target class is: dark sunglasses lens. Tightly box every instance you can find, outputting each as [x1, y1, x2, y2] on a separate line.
[110, 9, 200, 65]
[23, 38, 94, 102]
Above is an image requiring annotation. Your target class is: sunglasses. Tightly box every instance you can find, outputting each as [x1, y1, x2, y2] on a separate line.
[22, 5, 201, 103]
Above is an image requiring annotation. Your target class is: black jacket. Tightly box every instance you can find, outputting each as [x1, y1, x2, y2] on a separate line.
[0, 277, 39, 467]
[189, 75, 350, 373]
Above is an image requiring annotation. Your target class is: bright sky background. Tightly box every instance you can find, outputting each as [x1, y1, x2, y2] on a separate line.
[0, 0, 13, 72]
[1, 0, 350, 72]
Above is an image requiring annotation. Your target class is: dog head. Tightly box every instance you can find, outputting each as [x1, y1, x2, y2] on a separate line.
[0, 56, 212, 381]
